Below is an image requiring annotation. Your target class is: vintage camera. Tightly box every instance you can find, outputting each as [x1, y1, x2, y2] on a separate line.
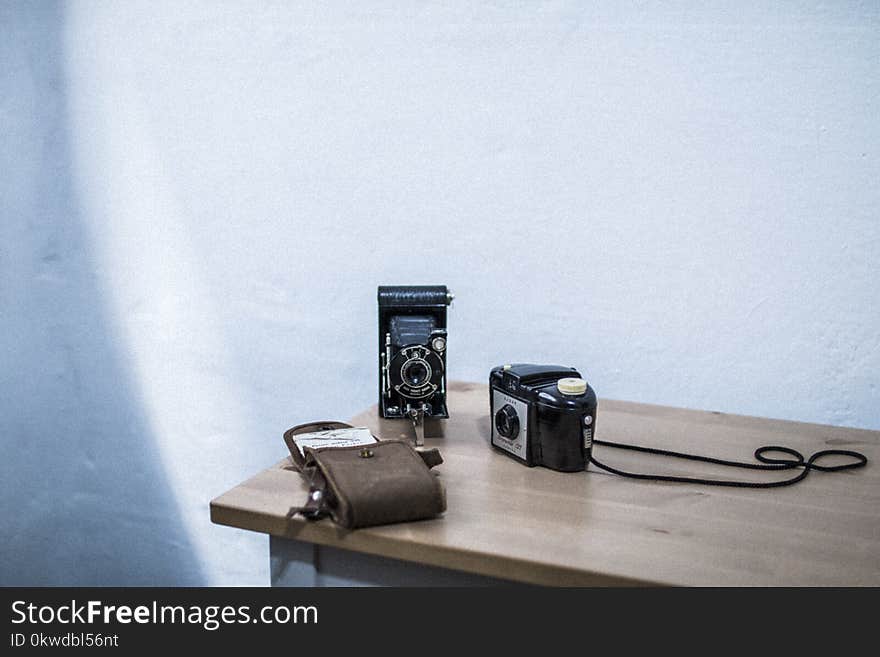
[379, 286, 453, 442]
[490, 364, 598, 472]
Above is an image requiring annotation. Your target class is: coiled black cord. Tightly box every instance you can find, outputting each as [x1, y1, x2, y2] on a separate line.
[589, 439, 867, 488]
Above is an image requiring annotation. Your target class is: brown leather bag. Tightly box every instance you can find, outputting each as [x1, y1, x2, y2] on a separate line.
[283, 422, 446, 529]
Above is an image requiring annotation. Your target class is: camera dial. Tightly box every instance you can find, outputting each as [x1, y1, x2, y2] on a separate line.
[557, 378, 587, 395]
[494, 404, 520, 439]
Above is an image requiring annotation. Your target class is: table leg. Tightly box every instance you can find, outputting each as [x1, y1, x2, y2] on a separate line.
[269, 535, 507, 586]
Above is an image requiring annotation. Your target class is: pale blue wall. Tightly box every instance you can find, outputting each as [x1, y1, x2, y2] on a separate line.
[2, 2, 878, 585]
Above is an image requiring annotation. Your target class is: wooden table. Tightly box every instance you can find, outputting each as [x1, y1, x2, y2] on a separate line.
[210, 382, 880, 586]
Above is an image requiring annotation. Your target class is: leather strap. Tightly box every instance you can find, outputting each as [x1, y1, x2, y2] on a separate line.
[283, 421, 354, 471]
[417, 447, 443, 469]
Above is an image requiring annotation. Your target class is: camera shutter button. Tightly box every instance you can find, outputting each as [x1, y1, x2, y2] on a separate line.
[557, 378, 587, 395]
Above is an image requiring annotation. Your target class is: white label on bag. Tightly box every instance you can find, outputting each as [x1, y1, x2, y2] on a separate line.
[292, 427, 377, 457]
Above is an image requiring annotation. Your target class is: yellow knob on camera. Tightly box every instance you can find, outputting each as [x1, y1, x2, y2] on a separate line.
[557, 378, 587, 395]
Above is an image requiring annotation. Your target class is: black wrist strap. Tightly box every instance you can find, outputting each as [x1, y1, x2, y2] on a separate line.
[589, 439, 867, 488]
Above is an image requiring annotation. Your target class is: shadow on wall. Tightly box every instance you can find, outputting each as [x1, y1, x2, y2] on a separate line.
[0, 2, 204, 585]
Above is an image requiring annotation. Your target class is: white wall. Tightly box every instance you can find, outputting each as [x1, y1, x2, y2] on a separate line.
[2, 1, 878, 585]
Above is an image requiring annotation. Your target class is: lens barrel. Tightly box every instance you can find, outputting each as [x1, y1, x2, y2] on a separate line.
[402, 358, 430, 387]
[494, 404, 520, 439]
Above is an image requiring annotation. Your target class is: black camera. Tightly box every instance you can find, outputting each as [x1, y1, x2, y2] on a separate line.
[378, 286, 453, 431]
[489, 364, 598, 472]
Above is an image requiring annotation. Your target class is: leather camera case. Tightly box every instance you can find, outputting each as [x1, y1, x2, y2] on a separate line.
[283, 422, 446, 529]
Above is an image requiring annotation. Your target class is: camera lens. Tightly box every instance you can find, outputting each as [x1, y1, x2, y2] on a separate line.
[402, 359, 430, 387]
[494, 404, 519, 439]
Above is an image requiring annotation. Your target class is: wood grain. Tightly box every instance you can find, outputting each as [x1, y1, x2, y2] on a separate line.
[210, 382, 880, 586]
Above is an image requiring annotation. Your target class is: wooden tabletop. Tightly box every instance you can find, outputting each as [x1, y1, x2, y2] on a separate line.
[210, 382, 880, 586]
